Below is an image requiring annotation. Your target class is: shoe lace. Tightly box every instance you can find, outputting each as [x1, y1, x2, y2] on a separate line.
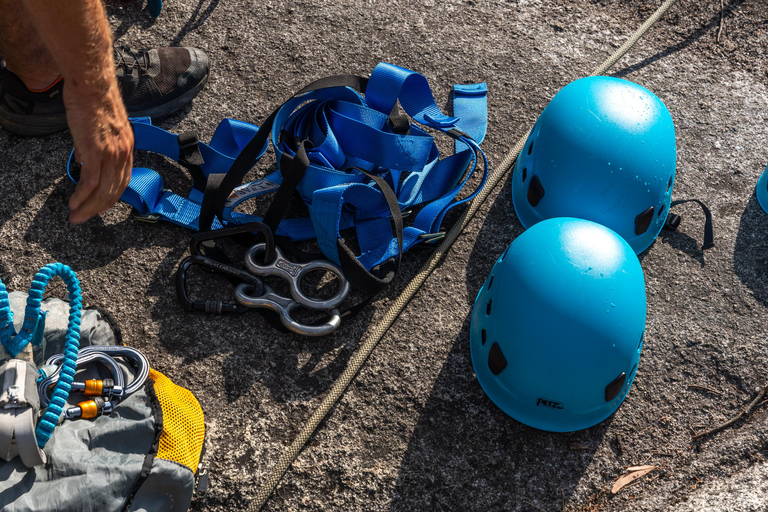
[114, 46, 151, 72]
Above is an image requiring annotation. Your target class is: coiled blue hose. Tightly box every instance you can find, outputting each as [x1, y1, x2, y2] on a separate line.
[20, 264, 82, 448]
[0, 278, 15, 350]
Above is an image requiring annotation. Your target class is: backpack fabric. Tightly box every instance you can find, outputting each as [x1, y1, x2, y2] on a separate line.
[0, 292, 205, 512]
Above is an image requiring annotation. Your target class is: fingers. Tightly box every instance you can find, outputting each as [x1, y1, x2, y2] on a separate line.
[68, 155, 100, 214]
[69, 132, 133, 224]
[64, 80, 134, 224]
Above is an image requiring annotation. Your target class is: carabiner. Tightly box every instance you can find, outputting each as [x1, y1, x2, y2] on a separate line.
[243, 243, 350, 311]
[65, 397, 114, 420]
[176, 254, 265, 314]
[234, 282, 342, 337]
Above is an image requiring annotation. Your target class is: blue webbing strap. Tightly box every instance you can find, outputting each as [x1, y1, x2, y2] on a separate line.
[301, 63, 489, 271]
[65, 63, 488, 291]
[0, 264, 83, 448]
[66, 117, 266, 230]
[200, 75, 371, 232]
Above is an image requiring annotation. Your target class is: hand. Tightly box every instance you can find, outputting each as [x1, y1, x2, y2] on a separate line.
[64, 80, 133, 224]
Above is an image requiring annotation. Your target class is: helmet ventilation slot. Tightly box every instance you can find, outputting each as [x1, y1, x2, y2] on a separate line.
[605, 372, 627, 402]
[666, 177, 672, 192]
[527, 175, 545, 207]
[522, 167, 527, 182]
[486, 299, 493, 315]
[487, 276, 494, 289]
[638, 331, 645, 351]
[481, 329, 487, 345]
[488, 342, 507, 375]
[528, 140, 534, 155]
[634, 206, 654, 235]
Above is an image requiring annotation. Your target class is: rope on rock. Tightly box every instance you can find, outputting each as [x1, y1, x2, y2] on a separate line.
[248, 1, 681, 509]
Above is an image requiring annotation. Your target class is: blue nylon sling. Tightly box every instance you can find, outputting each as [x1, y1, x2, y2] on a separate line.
[66, 63, 488, 291]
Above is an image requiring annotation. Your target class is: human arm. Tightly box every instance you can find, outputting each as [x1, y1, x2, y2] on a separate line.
[20, 0, 133, 224]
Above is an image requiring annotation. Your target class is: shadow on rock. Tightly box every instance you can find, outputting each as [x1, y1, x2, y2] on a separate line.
[611, 0, 745, 79]
[146, 231, 429, 404]
[106, 2, 157, 42]
[734, 195, 768, 307]
[656, 228, 706, 266]
[391, 173, 612, 512]
[389, 315, 612, 512]
[171, 0, 221, 47]
[23, 178, 184, 270]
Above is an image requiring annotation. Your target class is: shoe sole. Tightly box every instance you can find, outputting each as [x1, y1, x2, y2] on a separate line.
[0, 72, 209, 137]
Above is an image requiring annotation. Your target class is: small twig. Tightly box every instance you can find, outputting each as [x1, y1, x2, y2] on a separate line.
[687, 384, 722, 397]
[692, 384, 768, 441]
[615, 434, 626, 457]
[570, 443, 590, 451]
[522, 500, 548, 512]
[717, 0, 724, 43]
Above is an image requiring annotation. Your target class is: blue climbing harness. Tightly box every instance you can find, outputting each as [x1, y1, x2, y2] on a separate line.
[67, 62, 488, 294]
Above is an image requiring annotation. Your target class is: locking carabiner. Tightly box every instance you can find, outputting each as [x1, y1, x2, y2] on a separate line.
[176, 254, 265, 314]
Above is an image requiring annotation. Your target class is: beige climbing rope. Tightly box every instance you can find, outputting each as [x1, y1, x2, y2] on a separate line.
[248, 0, 681, 509]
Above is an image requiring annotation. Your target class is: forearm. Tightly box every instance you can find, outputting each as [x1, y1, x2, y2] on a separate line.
[19, 0, 115, 96]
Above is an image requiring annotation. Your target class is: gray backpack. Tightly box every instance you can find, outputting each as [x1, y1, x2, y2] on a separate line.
[0, 269, 206, 512]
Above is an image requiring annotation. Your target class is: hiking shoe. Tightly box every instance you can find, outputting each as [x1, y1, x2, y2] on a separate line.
[0, 46, 209, 136]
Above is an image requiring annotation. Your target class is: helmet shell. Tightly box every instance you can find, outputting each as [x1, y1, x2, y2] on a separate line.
[511, 76, 676, 254]
[470, 218, 646, 432]
[757, 164, 768, 214]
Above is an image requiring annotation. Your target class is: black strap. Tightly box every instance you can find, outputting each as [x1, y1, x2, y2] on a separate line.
[198, 74, 369, 231]
[387, 101, 410, 135]
[335, 168, 403, 296]
[666, 199, 715, 250]
[261, 141, 313, 233]
[178, 131, 207, 191]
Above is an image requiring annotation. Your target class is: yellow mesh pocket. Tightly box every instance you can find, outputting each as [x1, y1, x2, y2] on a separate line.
[148, 368, 205, 473]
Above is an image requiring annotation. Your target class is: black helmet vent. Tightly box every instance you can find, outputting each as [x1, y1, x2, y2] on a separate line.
[488, 342, 508, 375]
[527, 175, 545, 207]
[634, 206, 654, 235]
[605, 372, 627, 402]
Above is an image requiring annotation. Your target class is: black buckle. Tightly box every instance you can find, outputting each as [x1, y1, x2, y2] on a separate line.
[664, 212, 681, 231]
[178, 131, 204, 167]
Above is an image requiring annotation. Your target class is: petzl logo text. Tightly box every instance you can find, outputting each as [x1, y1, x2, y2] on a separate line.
[536, 398, 564, 409]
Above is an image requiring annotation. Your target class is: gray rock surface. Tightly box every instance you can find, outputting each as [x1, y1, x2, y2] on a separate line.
[1, 0, 766, 510]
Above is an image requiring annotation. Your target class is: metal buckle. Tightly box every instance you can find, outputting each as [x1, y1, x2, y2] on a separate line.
[133, 212, 161, 223]
[418, 231, 446, 244]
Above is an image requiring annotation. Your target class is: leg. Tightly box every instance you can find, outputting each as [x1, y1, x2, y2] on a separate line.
[0, 0, 59, 89]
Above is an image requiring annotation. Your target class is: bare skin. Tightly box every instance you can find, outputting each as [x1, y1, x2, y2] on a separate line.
[0, 0, 132, 224]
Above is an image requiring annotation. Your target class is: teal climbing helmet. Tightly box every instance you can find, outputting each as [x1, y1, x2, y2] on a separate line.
[757, 163, 768, 214]
[511, 76, 676, 254]
[469, 218, 647, 432]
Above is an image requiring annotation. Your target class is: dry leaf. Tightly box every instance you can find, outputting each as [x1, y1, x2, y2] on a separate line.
[611, 465, 658, 494]
[626, 465, 657, 472]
